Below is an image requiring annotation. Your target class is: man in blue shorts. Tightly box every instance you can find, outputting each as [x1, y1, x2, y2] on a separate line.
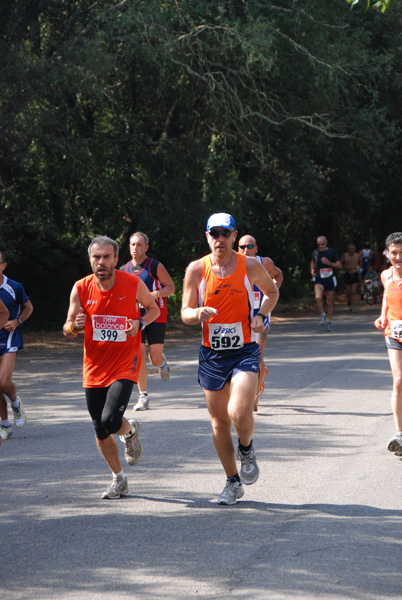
[311, 236, 342, 332]
[0, 251, 34, 441]
[181, 213, 279, 505]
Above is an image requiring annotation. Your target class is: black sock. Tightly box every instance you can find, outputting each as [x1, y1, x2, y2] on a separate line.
[228, 473, 241, 483]
[238, 439, 253, 453]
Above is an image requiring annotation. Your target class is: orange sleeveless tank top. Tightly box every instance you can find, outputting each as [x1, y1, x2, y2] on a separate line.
[197, 253, 256, 349]
[384, 268, 402, 339]
[76, 270, 141, 387]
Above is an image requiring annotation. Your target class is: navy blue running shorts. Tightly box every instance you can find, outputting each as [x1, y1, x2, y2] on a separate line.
[198, 342, 261, 391]
[313, 276, 337, 292]
[385, 336, 402, 350]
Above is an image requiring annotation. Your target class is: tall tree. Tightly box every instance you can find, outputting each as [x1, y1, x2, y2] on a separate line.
[1, 1, 402, 325]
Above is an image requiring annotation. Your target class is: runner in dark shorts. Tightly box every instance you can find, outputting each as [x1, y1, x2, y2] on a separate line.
[181, 212, 279, 506]
[198, 343, 261, 391]
[344, 272, 359, 286]
[311, 236, 342, 332]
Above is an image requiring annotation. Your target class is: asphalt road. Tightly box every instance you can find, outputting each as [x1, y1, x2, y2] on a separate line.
[1, 304, 401, 600]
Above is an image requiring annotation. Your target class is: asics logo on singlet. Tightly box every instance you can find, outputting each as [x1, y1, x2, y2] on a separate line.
[213, 326, 237, 335]
[86, 300, 97, 305]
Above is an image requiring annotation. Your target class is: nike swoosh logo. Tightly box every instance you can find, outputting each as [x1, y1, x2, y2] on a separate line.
[119, 296, 126, 300]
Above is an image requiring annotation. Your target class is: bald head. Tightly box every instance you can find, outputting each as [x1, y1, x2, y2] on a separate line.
[238, 235, 258, 257]
[317, 236, 328, 250]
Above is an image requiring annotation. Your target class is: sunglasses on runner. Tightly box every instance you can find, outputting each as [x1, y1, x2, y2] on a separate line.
[239, 244, 255, 249]
[208, 228, 232, 238]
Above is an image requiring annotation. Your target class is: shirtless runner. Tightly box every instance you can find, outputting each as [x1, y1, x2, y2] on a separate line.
[341, 243, 360, 312]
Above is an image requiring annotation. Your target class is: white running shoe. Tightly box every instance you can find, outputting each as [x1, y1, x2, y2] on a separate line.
[133, 394, 149, 411]
[218, 478, 244, 505]
[159, 354, 170, 381]
[387, 431, 402, 456]
[12, 398, 27, 427]
[0, 425, 13, 440]
[102, 476, 128, 499]
[320, 312, 326, 326]
[238, 444, 260, 485]
[120, 419, 143, 465]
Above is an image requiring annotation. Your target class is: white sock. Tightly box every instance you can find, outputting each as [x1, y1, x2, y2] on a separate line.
[123, 424, 135, 439]
[10, 397, 20, 409]
[1, 419, 11, 427]
[113, 470, 124, 480]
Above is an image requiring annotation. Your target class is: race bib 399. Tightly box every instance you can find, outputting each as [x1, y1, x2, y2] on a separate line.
[92, 315, 127, 342]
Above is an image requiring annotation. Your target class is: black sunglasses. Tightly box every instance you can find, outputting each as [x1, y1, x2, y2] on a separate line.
[239, 244, 255, 249]
[209, 228, 232, 238]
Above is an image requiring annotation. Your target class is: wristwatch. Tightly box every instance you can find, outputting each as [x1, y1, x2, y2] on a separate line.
[139, 318, 147, 331]
[17, 318, 22, 325]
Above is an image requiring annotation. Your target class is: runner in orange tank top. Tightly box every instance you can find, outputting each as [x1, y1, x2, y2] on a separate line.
[182, 213, 279, 506]
[199, 253, 255, 348]
[63, 236, 159, 499]
[374, 232, 402, 456]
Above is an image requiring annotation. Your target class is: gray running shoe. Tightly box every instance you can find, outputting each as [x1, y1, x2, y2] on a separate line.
[387, 431, 402, 456]
[218, 478, 244, 505]
[12, 398, 27, 427]
[0, 425, 13, 440]
[159, 354, 170, 381]
[326, 320, 332, 332]
[120, 419, 143, 465]
[238, 444, 260, 485]
[102, 476, 128, 499]
[320, 312, 326, 326]
[133, 394, 149, 411]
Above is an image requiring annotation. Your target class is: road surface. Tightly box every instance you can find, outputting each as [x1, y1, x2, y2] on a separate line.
[1, 305, 401, 599]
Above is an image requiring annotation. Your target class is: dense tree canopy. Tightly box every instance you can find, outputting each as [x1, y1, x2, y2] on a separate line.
[347, 0, 392, 11]
[1, 1, 402, 327]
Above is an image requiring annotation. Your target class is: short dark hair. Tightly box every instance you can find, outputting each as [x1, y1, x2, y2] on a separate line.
[385, 232, 402, 249]
[130, 231, 149, 245]
[88, 236, 119, 258]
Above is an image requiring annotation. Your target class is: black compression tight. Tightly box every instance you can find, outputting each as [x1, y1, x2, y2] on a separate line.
[85, 379, 134, 440]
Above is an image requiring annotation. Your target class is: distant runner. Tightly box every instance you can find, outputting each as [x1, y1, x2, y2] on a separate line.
[121, 232, 175, 411]
[311, 236, 342, 332]
[0, 252, 33, 442]
[238, 234, 282, 411]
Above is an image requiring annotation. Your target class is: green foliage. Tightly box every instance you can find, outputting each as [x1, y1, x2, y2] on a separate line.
[1, 1, 402, 328]
[166, 275, 184, 322]
[347, 0, 393, 12]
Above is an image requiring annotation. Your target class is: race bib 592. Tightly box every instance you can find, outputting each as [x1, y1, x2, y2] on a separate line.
[208, 322, 244, 350]
[391, 320, 402, 340]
